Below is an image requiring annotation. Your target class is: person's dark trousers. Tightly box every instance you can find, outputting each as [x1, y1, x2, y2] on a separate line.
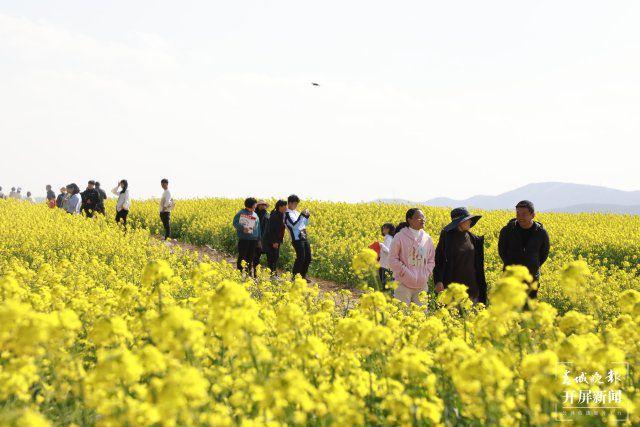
[378, 267, 391, 287]
[266, 245, 281, 274]
[237, 239, 257, 275]
[160, 212, 171, 240]
[292, 239, 312, 279]
[115, 209, 129, 228]
[253, 245, 265, 275]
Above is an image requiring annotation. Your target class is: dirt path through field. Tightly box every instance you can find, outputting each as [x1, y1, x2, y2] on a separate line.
[152, 236, 360, 296]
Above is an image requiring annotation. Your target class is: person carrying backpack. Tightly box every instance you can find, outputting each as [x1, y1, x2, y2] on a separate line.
[232, 197, 262, 276]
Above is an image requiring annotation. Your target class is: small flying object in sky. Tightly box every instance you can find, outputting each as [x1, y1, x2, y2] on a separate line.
[311, 82, 320, 86]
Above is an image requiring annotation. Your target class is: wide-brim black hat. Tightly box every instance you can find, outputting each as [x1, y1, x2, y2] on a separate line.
[444, 207, 482, 231]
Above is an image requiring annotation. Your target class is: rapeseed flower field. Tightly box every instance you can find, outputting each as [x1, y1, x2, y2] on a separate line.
[1, 199, 639, 426]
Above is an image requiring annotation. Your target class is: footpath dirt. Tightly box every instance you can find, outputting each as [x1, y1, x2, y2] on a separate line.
[153, 236, 358, 296]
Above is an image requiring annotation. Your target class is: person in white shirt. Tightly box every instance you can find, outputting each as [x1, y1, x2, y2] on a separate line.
[159, 178, 174, 240]
[0, 186, 5, 199]
[25, 191, 36, 204]
[378, 223, 396, 287]
[284, 194, 312, 280]
[112, 179, 131, 228]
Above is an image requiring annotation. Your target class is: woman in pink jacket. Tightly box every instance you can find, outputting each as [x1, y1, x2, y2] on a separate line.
[388, 208, 436, 306]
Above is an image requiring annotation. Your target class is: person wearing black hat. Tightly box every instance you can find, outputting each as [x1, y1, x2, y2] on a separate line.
[433, 207, 487, 304]
[80, 180, 102, 218]
[498, 200, 550, 298]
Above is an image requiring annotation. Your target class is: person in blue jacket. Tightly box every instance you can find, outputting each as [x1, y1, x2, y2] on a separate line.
[232, 197, 261, 276]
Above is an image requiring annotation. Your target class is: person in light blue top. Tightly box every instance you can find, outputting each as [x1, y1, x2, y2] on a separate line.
[65, 183, 82, 214]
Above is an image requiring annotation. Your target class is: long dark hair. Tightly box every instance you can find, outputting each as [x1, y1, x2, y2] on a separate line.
[67, 183, 80, 195]
[271, 199, 287, 216]
[120, 179, 128, 194]
[381, 222, 396, 237]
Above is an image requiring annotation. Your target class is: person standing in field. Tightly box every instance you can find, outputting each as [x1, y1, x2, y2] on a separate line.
[0, 187, 5, 199]
[378, 223, 396, 287]
[65, 184, 82, 214]
[233, 197, 261, 276]
[264, 199, 287, 275]
[94, 182, 107, 215]
[81, 180, 101, 217]
[56, 187, 67, 208]
[112, 180, 131, 229]
[433, 207, 487, 304]
[285, 194, 312, 281]
[25, 191, 36, 204]
[388, 208, 436, 307]
[9, 187, 17, 199]
[159, 178, 174, 240]
[252, 200, 270, 274]
[498, 200, 550, 299]
[46, 185, 56, 208]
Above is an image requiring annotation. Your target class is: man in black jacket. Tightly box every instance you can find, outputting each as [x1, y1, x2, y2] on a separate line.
[81, 180, 102, 218]
[498, 200, 550, 298]
[94, 181, 107, 215]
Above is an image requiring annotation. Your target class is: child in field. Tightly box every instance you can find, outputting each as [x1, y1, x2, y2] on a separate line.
[378, 223, 396, 287]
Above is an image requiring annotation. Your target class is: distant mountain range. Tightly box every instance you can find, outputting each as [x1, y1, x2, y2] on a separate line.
[376, 182, 640, 214]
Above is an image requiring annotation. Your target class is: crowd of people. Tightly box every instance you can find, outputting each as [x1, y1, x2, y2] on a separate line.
[0, 179, 174, 241]
[231, 195, 550, 308]
[371, 200, 550, 307]
[0, 186, 36, 204]
[4, 182, 550, 307]
[232, 195, 312, 281]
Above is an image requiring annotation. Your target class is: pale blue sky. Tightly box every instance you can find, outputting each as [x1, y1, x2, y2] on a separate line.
[1, 1, 639, 201]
